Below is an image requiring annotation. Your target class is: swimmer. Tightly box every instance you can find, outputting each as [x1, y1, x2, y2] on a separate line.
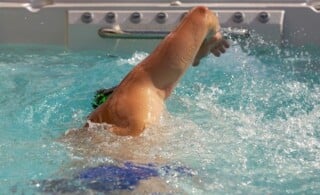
[87, 6, 229, 136]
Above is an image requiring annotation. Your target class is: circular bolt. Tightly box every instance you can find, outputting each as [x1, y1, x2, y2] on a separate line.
[131, 12, 142, 23]
[105, 12, 116, 23]
[156, 12, 168, 23]
[233, 12, 244, 23]
[258, 11, 270, 23]
[81, 12, 93, 24]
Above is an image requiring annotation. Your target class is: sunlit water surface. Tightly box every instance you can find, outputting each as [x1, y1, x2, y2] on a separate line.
[0, 44, 320, 194]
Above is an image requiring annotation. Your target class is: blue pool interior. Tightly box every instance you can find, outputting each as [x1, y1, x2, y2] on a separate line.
[0, 42, 320, 193]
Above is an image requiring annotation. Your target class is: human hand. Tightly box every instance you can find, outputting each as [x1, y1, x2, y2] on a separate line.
[193, 31, 230, 66]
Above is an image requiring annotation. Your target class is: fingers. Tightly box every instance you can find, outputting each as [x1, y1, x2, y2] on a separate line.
[211, 48, 221, 57]
[192, 59, 200, 66]
[210, 41, 229, 57]
[194, 31, 230, 66]
[217, 44, 226, 53]
[209, 33, 230, 57]
[221, 39, 230, 49]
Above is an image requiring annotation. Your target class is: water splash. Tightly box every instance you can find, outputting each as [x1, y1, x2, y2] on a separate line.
[0, 45, 320, 194]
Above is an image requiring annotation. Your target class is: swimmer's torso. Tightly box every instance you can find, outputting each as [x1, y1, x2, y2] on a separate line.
[88, 66, 165, 136]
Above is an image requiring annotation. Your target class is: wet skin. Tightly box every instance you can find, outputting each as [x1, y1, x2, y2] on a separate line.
[87, 6, 230, 136]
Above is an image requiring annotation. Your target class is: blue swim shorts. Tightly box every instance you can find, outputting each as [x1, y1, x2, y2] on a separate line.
[36, 162, 193, 193]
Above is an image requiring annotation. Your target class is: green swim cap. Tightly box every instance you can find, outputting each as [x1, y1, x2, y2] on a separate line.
[91, 86, 117, 109]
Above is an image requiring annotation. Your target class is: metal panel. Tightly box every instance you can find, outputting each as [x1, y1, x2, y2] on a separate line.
[0, 1, 319, 51]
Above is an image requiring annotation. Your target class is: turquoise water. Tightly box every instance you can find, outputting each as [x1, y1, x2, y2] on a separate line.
[0, 44, 320, 194]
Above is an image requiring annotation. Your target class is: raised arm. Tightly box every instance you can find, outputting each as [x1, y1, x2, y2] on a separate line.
[86, 6, 229, 136]
[144, 6, 229, 96]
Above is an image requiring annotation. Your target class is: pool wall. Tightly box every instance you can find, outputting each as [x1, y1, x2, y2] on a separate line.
[0, 0, 319, 53]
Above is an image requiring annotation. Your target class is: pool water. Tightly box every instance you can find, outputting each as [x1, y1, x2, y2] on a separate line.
[0, 43, 320, 194]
